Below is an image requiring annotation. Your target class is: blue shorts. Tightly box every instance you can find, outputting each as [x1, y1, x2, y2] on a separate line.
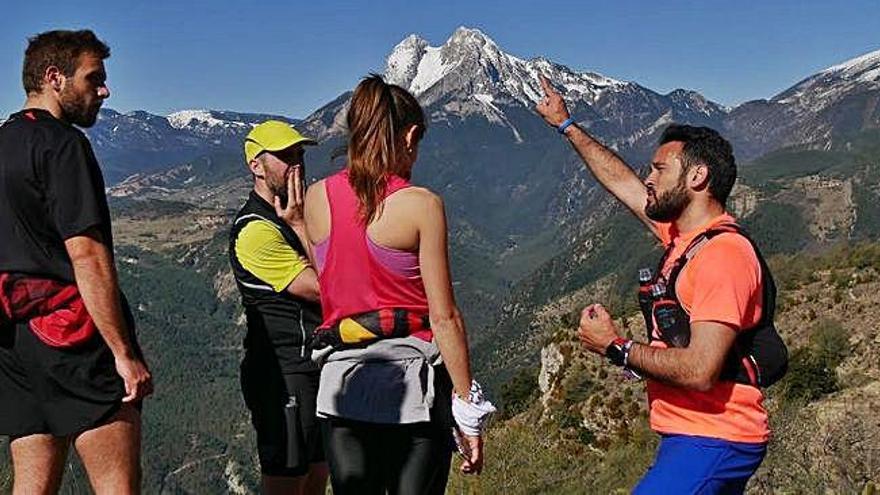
[633, 434, 767, 495]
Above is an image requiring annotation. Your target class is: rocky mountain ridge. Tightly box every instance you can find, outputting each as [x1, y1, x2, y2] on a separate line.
[725, 48, 880, 159]
[38, 28, 880, 493]
[86, 108, 297, 183]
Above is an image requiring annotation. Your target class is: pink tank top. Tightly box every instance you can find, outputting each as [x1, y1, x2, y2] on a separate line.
[317, 170, 431, 341]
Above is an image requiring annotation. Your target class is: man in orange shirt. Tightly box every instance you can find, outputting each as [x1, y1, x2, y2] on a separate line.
[536, 75, 786, 494]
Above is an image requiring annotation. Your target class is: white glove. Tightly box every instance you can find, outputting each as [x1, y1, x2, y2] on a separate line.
[452, 380, 496, 436]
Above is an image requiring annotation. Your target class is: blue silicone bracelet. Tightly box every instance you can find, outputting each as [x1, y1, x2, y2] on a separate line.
[557, 117, 576, 134]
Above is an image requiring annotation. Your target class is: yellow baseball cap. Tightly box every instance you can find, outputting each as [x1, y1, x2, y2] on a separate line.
[244, 120, 317, 163]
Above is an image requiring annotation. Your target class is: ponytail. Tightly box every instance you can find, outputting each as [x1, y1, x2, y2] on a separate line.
[346, 74, 425, 223]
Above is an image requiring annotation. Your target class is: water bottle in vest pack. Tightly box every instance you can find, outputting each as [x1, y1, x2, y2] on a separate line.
[636, 224, 789, 388]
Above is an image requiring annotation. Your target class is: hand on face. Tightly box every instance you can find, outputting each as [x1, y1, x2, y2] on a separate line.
[536, 74, 571, 128]
[273, 164, 305, 229]
[577, 304, 620, 355]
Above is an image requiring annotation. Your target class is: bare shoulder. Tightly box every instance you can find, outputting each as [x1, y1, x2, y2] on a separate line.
[395, 186, 443, 209]
[304, 178, 330, 240]
[305, 178, 328, 203]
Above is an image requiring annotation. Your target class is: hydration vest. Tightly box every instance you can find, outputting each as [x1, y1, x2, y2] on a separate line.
[637, 223, 789, 388]
[228, 192, 323, 373]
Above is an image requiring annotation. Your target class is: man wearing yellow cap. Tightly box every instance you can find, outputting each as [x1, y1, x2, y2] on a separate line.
[228, 120, 327, 494]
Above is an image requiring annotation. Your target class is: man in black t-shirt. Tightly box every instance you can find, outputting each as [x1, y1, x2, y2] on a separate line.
[0, 30, 151, 493]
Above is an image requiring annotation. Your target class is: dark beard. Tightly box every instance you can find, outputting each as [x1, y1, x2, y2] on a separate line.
[269, 182, 288, 208]
[59, 89, 100, 128]
[645, 183, 689, 222]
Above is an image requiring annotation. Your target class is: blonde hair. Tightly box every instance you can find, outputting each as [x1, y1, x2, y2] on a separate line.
[346, 74, 425, 223]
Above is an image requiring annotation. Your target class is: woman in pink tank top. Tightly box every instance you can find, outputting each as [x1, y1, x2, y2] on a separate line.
[304, 75, 490, 494]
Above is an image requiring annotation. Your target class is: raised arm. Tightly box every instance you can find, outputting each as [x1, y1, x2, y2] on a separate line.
[536, 75, 660, 239]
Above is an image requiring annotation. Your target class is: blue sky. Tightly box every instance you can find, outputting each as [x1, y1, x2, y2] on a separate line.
[2, 0, 878, 118]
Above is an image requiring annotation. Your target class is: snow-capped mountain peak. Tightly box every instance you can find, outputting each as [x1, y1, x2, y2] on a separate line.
[385, 34, 430, 88]
[773, 48, 880, 108]
[447, 26, 500, 52]
[383, 26, 625, 110]
[822, 48, 880, 83]
[168, 109, 248, 130]
[307, 27, 727, 144]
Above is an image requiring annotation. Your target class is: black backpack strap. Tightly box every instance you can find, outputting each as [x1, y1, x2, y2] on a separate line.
[662, 223, 762, 387]
[654, 222, 787, 387]
[663, 223, 741, 300]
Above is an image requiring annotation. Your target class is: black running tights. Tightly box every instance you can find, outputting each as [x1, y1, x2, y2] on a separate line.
[322, 417, 453, 495]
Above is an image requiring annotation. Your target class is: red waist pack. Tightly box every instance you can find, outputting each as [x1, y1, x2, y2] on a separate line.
[0, 272, 96, 348]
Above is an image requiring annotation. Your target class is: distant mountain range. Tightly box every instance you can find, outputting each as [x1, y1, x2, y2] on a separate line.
[87, 108, 298, 183]
[725, 47, 880, 158]
[102, 26, 880, 341]
[90, 27, 879, 186]
[68, 27, 880, 493]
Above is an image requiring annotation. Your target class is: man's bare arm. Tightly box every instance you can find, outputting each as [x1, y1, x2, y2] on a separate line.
[536, 75, 660, 239]
[627, 321, 737, 391]
[285, 267, 320, 302]
[65, 228, 152, 402]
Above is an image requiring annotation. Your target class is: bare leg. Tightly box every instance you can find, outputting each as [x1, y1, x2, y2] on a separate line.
[10, 433, 69, 495]
[261, 463, 328, 495]
[73, 404, 142, 495]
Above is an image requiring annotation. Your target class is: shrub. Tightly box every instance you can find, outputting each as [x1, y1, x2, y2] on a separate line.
[556, 407, 582, 431]
[810, 318, 849, 368]
[780, 347, 838, 402]
[499, 367, 539, 419]
[561, 363, 594, 404]
[779, 318, 850, 403]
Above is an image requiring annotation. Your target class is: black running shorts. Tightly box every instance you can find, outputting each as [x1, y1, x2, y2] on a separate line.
[240, 356, 325, 476]
[0, 321, 125, 437]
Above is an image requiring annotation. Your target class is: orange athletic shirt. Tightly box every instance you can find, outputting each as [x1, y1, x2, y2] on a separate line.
[647, 213, 770, 444]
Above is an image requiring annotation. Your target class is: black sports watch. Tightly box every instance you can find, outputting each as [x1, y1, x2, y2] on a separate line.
[606, 337, 629, 367]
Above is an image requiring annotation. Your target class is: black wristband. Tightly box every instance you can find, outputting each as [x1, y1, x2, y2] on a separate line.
[606, 338, 628, 367]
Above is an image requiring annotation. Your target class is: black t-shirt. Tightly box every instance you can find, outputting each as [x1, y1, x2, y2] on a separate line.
[0, 109, 113, 282]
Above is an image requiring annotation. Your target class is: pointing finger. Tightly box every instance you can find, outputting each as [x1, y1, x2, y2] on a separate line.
[539, 74, 554, 95]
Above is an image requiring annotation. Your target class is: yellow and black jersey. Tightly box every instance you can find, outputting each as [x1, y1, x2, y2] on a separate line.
[234, 215, 310, 293]
[229, 191, 321, 374]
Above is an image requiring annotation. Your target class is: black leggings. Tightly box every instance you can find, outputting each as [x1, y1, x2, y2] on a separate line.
[323, 365, 455, 494]
[323, 417, 453, 494]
